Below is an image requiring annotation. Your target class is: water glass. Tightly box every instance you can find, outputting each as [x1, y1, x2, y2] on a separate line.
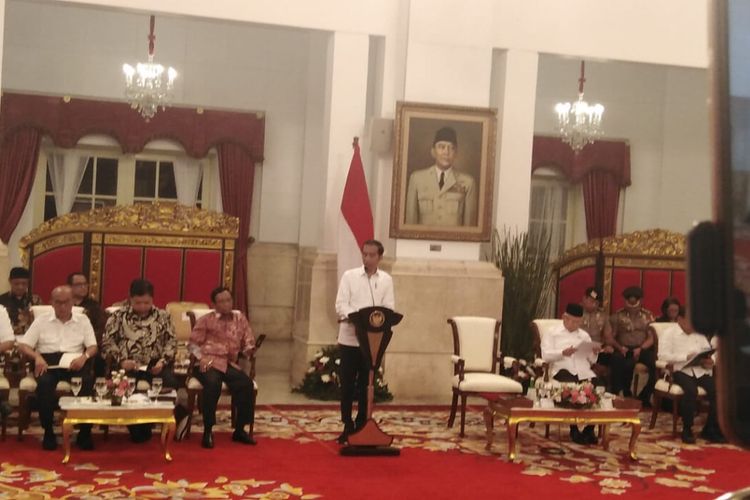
[126, 377, 136, 400]
[95, 377, 107, 401]
[70, 377, 82, 401]
[150, 377, 163, 401]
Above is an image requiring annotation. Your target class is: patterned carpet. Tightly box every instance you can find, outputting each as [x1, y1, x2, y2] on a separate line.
[0, 404, 748, 498]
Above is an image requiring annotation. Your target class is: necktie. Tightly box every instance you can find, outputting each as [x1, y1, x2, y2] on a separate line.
[439, 172, 445, 190]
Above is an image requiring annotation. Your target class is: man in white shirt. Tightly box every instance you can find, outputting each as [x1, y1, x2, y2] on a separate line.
[335, 239, 395, 444]
[18, 286, 98, 451]
[542, 303, 602, 444]
[659, 316, 724, 444]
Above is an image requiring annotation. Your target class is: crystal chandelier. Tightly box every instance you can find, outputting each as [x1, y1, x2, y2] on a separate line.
[122, 15, 177, 121]
[554, 61, 604, 152]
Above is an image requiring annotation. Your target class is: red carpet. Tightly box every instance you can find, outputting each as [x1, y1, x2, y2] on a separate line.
[3, 404, 750, 498]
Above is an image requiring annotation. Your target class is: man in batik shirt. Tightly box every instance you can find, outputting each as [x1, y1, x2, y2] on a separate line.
[0, 267, 42, 336]
[189, 286, 256, 449]
[102, 279, 177, 442]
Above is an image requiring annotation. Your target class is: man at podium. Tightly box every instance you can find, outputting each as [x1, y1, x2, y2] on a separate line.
[334, 239, 395, 444]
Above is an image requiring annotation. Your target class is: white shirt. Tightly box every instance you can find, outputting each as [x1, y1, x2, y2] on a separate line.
[659, 324, 713, 378]
[541, 324, 597, 380]
[335, 266, 395, 346]
[0, 306, 13, 343]
[19, 311, 97, 354]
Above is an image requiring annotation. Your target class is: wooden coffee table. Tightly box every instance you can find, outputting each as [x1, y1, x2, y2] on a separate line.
[59, 397, 176, 464]
[484, 396, 642, 461]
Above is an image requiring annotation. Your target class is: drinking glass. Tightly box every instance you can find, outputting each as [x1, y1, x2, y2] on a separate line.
[70, 377, 82, 402]
[150, 377, 163, 402]
[95, 377, 107, 402]
[126, 377, 136, 400]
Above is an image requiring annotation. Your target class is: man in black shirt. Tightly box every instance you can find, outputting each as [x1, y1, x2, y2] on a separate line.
[0, 267, 42, 336]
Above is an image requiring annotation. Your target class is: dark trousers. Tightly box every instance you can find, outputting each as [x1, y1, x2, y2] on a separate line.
[672, 371, 719, 432]
[610, 347, 656, 402]
[554, 369, 599, 435]
[194, 365, 253, 430]
[123, 366, 179, 438]
[36, 353, 93, 432]
[339, 344, 369, 428]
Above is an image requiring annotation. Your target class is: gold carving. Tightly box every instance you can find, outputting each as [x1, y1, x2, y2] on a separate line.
[369, 310, 385, 328]
[600, 229, 685, 257]
[32, 233, 84, 255]
[223, 252, 234, 287]
[104, 234, 222, 249]
[20, 202, 239, 250]
[559, 257, 597, 278]
[613, 257, 684, 270]
[89, 245, 102, 300]
[91, 234, 103, 244]
[603, 268, 613, 312]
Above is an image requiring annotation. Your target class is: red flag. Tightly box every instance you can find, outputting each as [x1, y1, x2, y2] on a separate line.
[340, 140, 374, 249]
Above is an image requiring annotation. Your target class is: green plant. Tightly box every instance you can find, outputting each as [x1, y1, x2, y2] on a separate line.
[292, 345, 394, 402]
[488, 227, 553, 360]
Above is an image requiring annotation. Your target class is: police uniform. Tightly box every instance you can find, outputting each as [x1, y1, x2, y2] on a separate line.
[404, 166, 477, 226]
[609, 287, 656, 403]
[582, 309, 608, 344]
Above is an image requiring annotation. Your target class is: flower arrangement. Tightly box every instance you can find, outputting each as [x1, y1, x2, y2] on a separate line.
[554, 382, 600, 409]
[108, 369, 129, 399]
[293, 345, 393, 402]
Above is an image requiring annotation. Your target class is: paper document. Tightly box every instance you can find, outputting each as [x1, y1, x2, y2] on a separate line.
[47, 352, 82, 369]
[678, 349, 715, 370]
[138, 365, 150, 372]
[575, 341, 602, 357]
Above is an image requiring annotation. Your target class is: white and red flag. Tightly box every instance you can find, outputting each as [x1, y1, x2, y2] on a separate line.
[337, 137, 374, 279]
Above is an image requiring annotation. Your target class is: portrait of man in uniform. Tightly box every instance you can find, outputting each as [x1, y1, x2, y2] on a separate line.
[390, 101, 496, 241]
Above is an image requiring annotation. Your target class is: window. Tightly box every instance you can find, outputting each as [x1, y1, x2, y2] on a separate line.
[134, 160, 177, 202]
[528, 169, 572, 260]
[43, 156, 119, 221]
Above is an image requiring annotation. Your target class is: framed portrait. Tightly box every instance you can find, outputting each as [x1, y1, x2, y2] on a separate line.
[389, 101, 496, 241]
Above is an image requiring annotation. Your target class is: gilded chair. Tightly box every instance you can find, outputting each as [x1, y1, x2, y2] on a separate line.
[648, 323, 708, 435]
[184, 309, 265, 439]
[448, 317, 523, 437]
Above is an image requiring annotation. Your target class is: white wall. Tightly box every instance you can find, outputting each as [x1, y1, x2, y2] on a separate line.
[534, 56, 711, 239]
[3, 0, 312, 244]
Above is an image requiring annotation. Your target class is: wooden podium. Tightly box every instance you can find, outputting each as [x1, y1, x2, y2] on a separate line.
[340, 306, 403, 457]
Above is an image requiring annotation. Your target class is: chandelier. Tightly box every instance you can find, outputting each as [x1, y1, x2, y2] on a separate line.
[554, 61, 604, 152]
[122, 15, 177, 121]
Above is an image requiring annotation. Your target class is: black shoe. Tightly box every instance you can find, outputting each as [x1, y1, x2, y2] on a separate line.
[583, 427, 598, 445]
[681, 430, 696, 444]
[201, 430, 214, 449]
[570, 427, 585, 444]
[337, 424, 355, 445]
[42, 431, 58, 451]
[232, 430, 257, 445]
[76, 431, 94, 450]
[130, 425, 152, 443]
[0, 401, 11, 418]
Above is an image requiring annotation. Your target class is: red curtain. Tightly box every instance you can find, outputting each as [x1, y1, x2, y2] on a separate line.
[217, 143, 255, 315]
[0, 128, 41, 243]
[582, 169, 620, 240]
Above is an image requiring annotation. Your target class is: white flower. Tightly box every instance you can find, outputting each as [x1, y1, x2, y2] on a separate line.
[307, 367, 315, 374]
[335, 358, 341, 365]
[319, 356, 330, 364]
[321, 374, 331, 383]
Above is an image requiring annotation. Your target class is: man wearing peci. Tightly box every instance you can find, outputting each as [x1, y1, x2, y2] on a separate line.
[335, 239, 395, 444]
[404, 127, 477, 227]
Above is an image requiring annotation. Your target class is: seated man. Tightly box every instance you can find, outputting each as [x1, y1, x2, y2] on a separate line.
[580, 286, 615, 374]
[102, 279, 177, 442]
[0, 306, 15, 416]
[659, 316, 724, 444]
[17, 286, 97, 451]
[608, 286, 656, 406]
[0, 267, 42, 336]
[189, 287, 256, 449]
[67, 272, 105, 377]
[542, 303, 602, 445]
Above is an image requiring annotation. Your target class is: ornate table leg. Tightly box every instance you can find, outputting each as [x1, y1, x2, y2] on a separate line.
[483, 406, 495, 450]
[507, 418, 520, 461]
[62, 420, 73, 464]
[601, 424, 610, 451]
[162, 420, 176, 461]
[628, 421, 641, 460]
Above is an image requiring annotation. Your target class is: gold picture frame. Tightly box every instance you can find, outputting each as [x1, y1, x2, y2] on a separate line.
[389, 101, 496, 241]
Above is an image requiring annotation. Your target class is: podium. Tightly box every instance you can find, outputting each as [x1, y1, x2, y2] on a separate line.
[340, 306, 403, 457]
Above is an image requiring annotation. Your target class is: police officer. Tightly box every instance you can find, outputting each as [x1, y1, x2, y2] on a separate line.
[404, 127, 477, 227]
[608, 286, 656, 407]
[581, 287, 614, 375]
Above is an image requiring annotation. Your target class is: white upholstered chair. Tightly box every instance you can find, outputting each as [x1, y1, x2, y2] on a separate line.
[184, 308, 265, 439]
[448, 316, 523, 437]
[649, 322, 709, 435]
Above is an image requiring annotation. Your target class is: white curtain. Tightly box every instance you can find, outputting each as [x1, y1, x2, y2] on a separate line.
[47, 152, 90, 215]
[173, 158, 203, 206]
